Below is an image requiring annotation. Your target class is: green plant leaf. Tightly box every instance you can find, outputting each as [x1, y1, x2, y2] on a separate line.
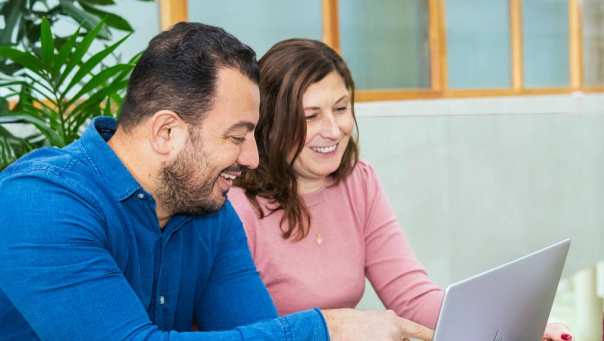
[60, 0, 111, 39]
[107, 92, 124, 117]
[0, 62, 24, 75]
[0, 0, 25, 45]
[0, 124, 42, 169]
[68, 78, 128, 130]
[12, 81, 33, 109]
[78, 1, 133, 32]
[22, 74, 55, 98]
[0, 124, 21, 138]
[63, 32, 131, 95]
[0, 75, 55, 104]
[0, 136, 15, 170]
[79, 0, 116, 5]
[102, 96, 111, 116]
[55, 20, 104, 89]
[54, 29, 79, 80]
[6, 102, 48, 122]
[0, 46, 46, 75]
[25, 133, 47, 146]
[110, 55, 138, 85]
[39, 4, 63, 18]
[0, 97, 8, 113]
[0, 113, 64, 146]
[0, 79, 26, 87]
[67, 63, 130, 107]
[0, 0, 140, 154]
[40, 17, 56, 71]
[23, 20, 42, 49]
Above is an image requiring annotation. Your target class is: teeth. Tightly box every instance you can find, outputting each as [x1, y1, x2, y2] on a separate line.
[220, 173, 237, 180]
[311, 144, 337, 154]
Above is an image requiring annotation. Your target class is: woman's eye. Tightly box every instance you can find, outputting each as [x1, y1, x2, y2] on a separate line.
[335, 106, 347, 112]
[230, 136, 245, 145]
[305, 113, 318, 120]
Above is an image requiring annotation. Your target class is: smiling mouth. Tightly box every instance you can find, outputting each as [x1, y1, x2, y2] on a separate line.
[216, 171, 238, 194]
[220, 163, 243, 179]
[220, 173, 236, 180]
[310, 143, 338, 154]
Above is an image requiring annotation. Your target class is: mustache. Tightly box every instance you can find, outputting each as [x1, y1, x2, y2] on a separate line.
[222, 164, 247, 173]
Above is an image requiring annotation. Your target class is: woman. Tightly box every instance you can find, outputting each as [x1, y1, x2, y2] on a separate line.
[229, 38, 572, 341]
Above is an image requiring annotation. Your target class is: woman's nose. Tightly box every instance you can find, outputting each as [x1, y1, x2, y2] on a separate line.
[320, 114, 341, 139]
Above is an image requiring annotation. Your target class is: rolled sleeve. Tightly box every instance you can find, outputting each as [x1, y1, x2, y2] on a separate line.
[237, 309, 329, 341]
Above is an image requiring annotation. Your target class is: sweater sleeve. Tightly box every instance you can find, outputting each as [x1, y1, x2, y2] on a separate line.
[359, 161, 444, 328]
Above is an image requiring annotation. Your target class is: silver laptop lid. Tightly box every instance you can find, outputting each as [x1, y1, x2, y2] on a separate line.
[433, 239, 570, 341]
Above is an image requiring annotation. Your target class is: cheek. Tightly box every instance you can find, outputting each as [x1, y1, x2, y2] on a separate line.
[303, 121, 325, 147]
[206, 142, 238, 168]
[303, 123, 317, 146]
[338, 114, 355, 135]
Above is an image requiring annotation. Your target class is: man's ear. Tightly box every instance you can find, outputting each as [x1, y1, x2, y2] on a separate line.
[148, 110, 189, 157]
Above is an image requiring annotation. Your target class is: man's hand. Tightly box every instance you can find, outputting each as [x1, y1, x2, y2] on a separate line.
[321, 308, 433, 341]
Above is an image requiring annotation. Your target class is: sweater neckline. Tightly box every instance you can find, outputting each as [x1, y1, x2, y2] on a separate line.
[301, 186, 326, 207]
[300, 177, 335, 207]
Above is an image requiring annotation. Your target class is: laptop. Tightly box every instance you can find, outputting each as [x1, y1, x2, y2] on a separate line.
[432, 239, 571, 341]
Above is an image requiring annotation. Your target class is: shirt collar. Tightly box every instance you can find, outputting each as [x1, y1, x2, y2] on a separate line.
[79, 116, 143, 201]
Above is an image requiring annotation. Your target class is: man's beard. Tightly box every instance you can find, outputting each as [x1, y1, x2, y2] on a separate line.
[156, 137, 224, 216]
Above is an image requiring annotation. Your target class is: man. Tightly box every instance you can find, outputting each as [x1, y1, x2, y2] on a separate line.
[0, 22, 432, 340]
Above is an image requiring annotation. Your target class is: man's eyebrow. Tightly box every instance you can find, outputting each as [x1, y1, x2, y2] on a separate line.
[225, 121, 255, 134]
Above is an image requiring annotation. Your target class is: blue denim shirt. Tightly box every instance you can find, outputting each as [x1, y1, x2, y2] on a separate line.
[0, 117, 329, 340]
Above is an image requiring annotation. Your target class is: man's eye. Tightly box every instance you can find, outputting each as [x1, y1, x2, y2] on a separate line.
[230, 136, 245, 145]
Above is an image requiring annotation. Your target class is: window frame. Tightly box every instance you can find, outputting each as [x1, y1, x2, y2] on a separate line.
[161, 0, 604, 101]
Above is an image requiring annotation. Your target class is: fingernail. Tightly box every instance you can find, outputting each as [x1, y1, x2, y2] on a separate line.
[561, 333, 572, 341]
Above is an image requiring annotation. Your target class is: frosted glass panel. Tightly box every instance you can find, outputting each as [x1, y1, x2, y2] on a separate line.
[339, 0, 430, 89]
[583, 0, 604, 86]
[356, 107, 604, 338]
[187, 0, 321, 58]
[523, 0, 569, 87]
[354, 96, 604, 337]
[446, 0, 511, 88]
[354, 105, 604, 288]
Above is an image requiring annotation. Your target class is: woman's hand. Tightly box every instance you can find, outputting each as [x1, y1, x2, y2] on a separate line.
[542, 322, 573, 341]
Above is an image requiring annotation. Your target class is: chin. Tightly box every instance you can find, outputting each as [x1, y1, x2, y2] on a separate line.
[322, 161, 342, 174]
[314, 167, 339, 178]
[211, 190, 228, 207]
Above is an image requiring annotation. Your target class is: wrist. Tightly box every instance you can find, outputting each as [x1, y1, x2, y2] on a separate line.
[321, 308, 355, 341]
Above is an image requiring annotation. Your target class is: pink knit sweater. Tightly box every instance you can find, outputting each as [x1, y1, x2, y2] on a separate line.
[228, 161, 444, 328]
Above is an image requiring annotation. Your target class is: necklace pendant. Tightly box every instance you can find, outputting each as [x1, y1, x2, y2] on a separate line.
[316, 233, 323, 245]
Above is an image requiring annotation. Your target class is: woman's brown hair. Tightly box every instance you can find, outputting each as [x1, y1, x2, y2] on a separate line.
[235, 38, 359, 241]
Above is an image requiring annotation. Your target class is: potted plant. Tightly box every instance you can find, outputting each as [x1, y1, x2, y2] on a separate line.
[0, 17, 136, 169]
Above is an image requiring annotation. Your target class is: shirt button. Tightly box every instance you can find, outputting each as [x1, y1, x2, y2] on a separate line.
[159, 296, 165, 305]
[137, 193, 145, 200]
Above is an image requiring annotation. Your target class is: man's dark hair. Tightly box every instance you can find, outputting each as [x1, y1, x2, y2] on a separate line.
[118, 22, 259, 130]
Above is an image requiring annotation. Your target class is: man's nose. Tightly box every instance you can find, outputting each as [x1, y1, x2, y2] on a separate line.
[238, 135, 259, 170]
